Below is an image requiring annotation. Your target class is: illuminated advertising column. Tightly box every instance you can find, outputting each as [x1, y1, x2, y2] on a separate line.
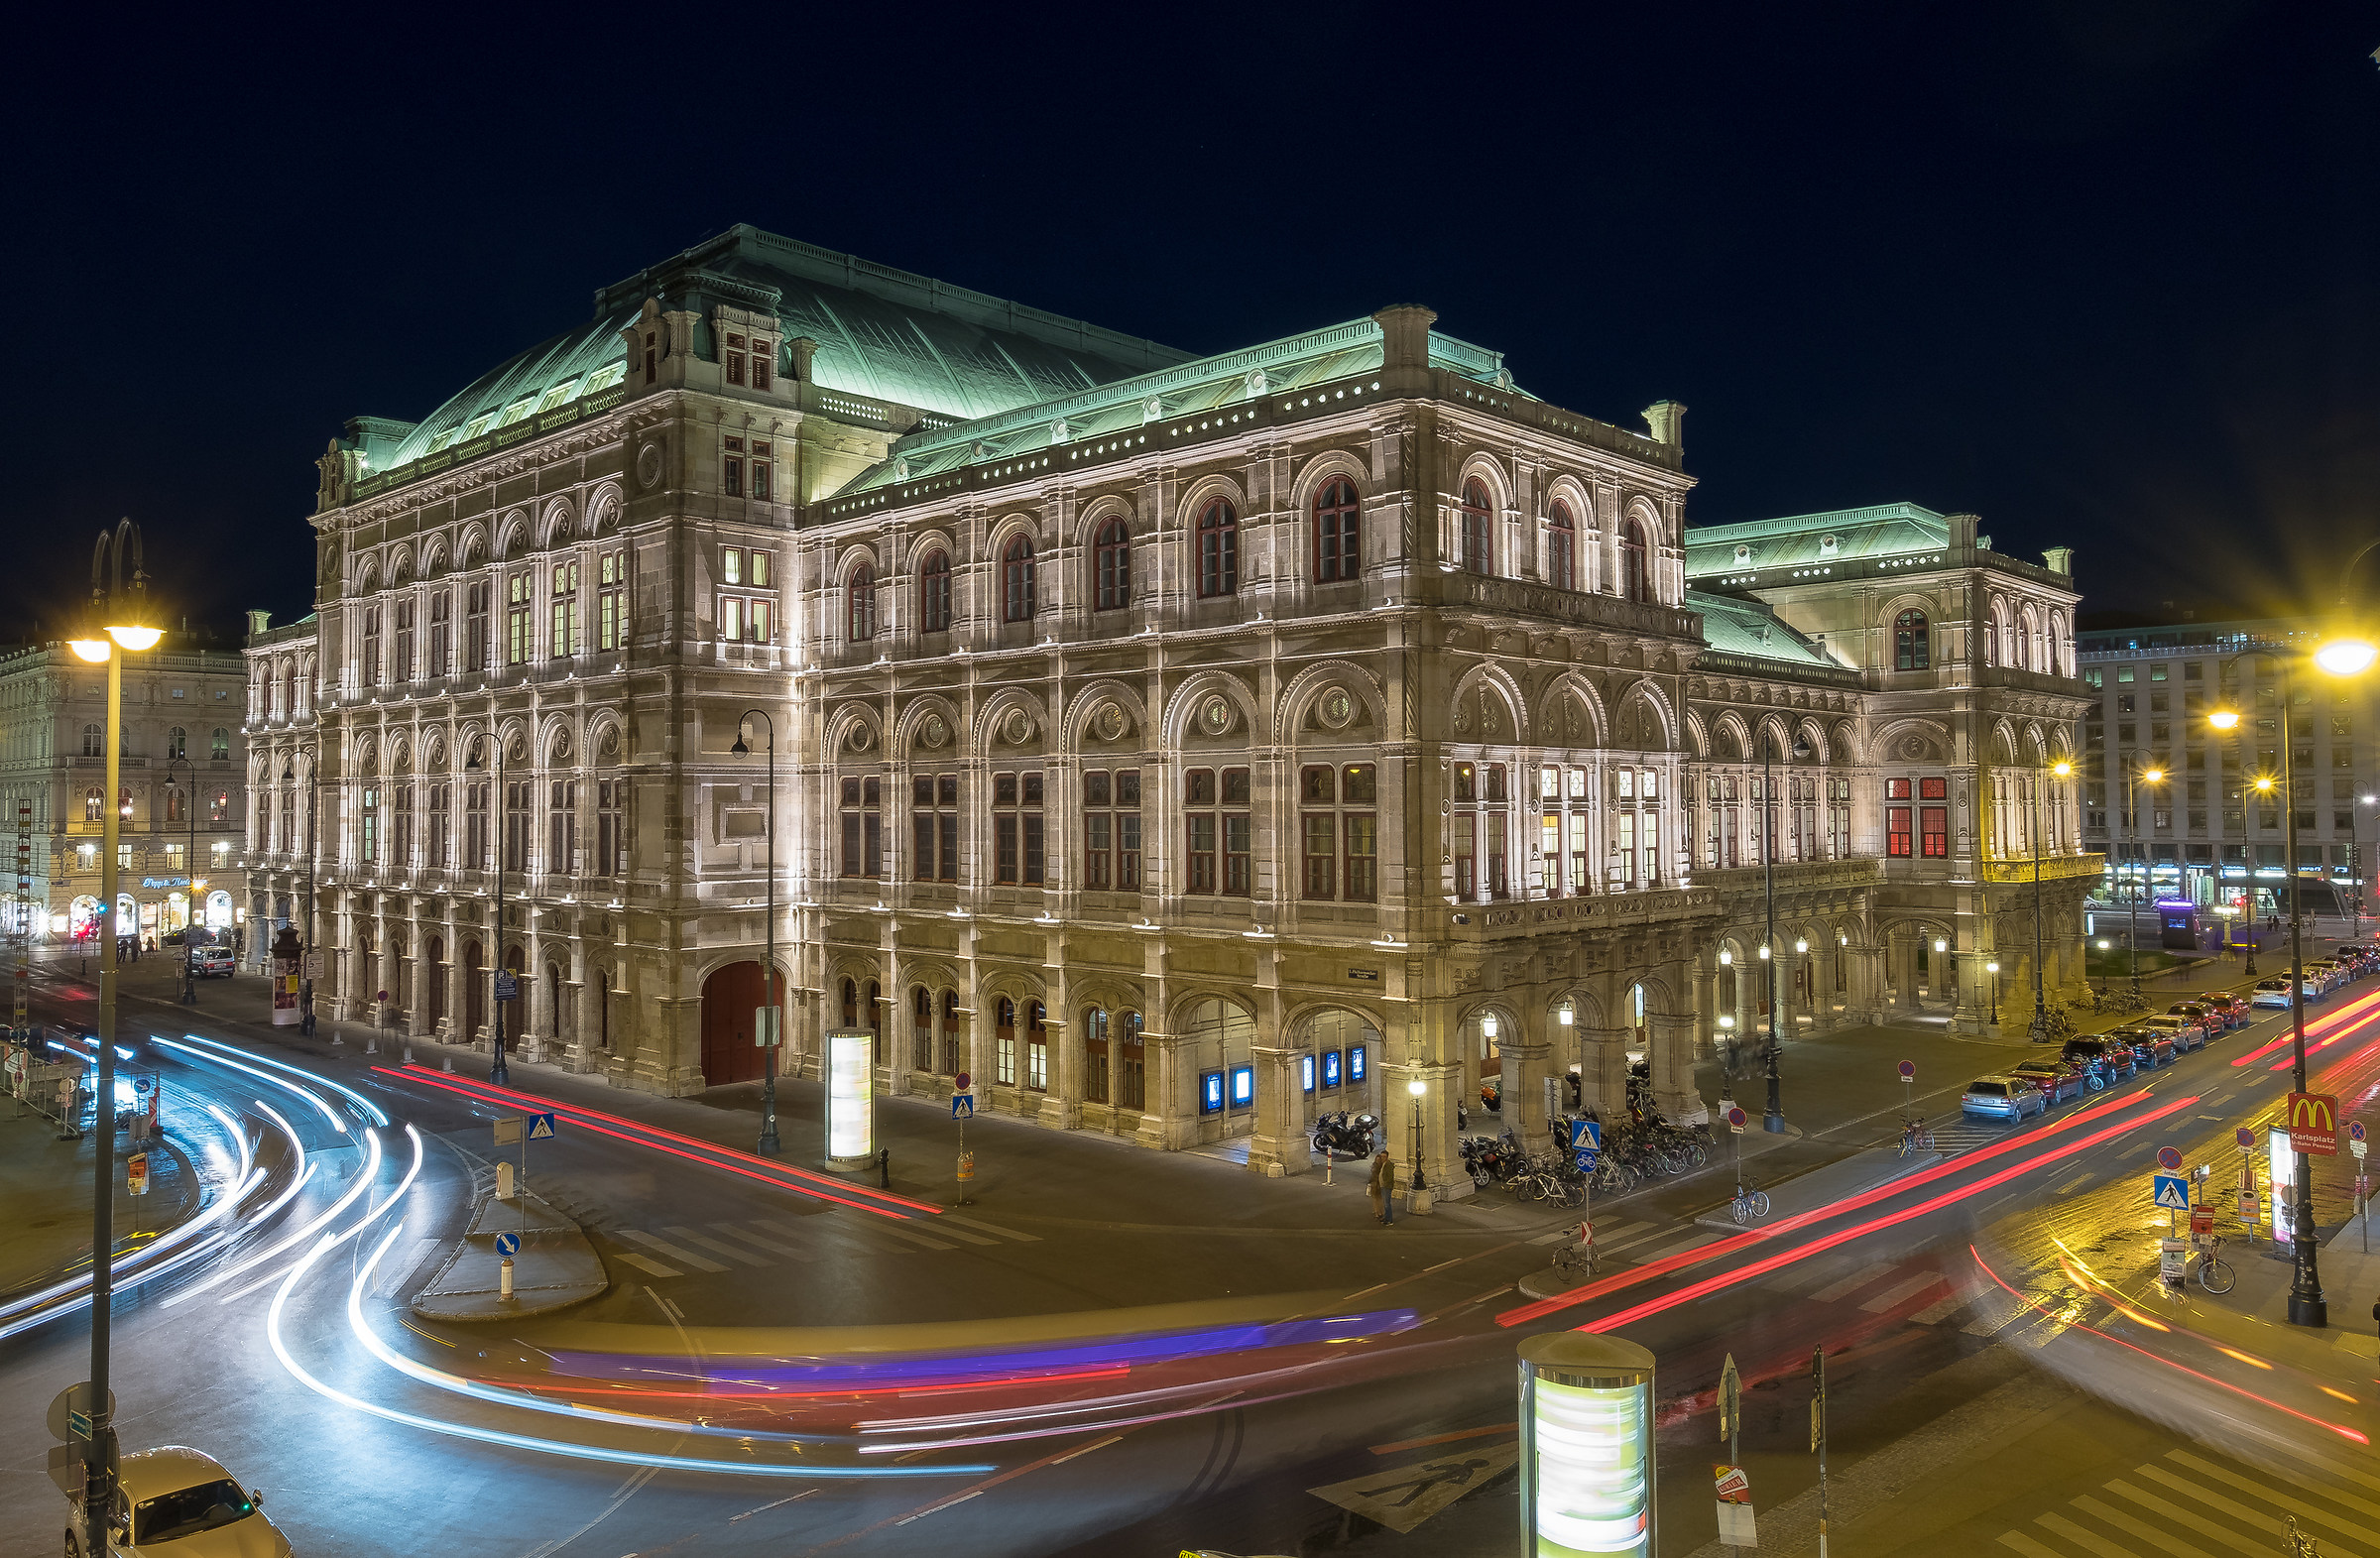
[825, 1028, 877, 1168]
[269, 925, 302, 1026]
[1517, 1332, 1656, 1557]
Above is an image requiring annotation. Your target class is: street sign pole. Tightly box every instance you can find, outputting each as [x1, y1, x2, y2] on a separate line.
[1812, 1348, 1830, 1558]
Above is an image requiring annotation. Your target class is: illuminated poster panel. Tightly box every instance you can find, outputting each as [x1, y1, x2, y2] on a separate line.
[826, 1029, 876, 1165]
[1517, 1333, 1655, 1558]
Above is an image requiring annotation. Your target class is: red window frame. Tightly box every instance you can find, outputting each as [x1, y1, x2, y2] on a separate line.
[1546, 501, 1576, 590]
[1314, 479, 1361, 582]
[1920, 805, 1949, 858]
[1887, 805, 1913, 858]
[1198, 500, 1238, 598]
[1460, 480, 1492, 573]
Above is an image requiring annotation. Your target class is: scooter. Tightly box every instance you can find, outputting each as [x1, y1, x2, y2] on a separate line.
[1310, 1111, 1378, 1158]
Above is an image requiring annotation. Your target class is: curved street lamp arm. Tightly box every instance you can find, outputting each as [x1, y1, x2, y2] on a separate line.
[2340, 538, 2380, 609]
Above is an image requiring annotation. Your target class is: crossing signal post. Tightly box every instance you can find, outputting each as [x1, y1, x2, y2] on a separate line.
[1811, 1348, 1831, 1558]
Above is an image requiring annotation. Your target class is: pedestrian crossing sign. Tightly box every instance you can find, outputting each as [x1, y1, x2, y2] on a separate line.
[527, 1112, 556, 1140]
[2152, 1173, 2191, 1211]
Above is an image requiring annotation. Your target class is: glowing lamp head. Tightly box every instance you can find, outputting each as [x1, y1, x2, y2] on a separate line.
[2096, 938, 2109, 949]
[1719, 1014, 1735, 1029]
[1557, 1004, 1574, 1026]
[1407, 1078, 1426, 1099]
[2143, 767, 2165, 783]
[1757, 944, 1771, 960]
[2255, 775, 2275, 793]
[2207, 709, 2240, 731]
[2053, 760, 2072, 778]
[1718, 948, 1731, 966]
[1481, 1013, 1498, 1039]
[106, 624, 162, 652]
[2315, 637, 2378, 677]
[1934, 938, 1948, 953]
[67, 638, 111, 663]
[1986, 960, 2000, 974]
[1795, 938, 1808, 954]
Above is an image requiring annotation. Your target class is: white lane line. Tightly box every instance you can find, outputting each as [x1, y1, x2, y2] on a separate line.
[662, 1226, 774, 1265]
[1811, 1261, 1896, 1303]
[1908, 1293, 1969, 1325]
[1860, 1273, 1945, 1313]
[2071, 1495, 2219, 1558]
[1962, 1290, 2027, 1336]
[2101, 1482, 2267, 1558]
[860, 1217, 960, 1252]
[372, 1237, 443, 1298]
[2040, 1507, 2189, 1558]
[2053, 1172, 2093, 1194]
[708, 1222, 807, 1258]
[1595, 1225, 1678, 1257]
[2134, 1463, 2276, 1530]
[1996, 1533, 2061, 1558]
[1630, 1231, 1724, 1265]
[939, 1212, 1040, 1242]
[617, 1230, 728, 1272]
[728, 1491, 818, 1524]
[613, 1252, 682, 1279]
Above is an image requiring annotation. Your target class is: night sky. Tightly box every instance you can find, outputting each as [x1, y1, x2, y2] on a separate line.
[8, 2, 2376, 639]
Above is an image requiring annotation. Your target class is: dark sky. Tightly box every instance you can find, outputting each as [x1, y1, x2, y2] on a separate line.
[8, 1, 2377, 637]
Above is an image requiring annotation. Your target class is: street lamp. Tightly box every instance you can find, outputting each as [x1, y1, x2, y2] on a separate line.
[2206, 635, 2377, 1329]
[2026, 757, 2075, 1040]
[165, 755, 199, 1005]
[464, 738, 510, 1084]
[2122, 764, 2166, 1002]
[1934, 936, 1952, 1011]
[1983, 960, 2000, 1024]
[731, 710, 782, 1156]
[279, 752, 319, 1037]
[1760, 728, 1813, 1133]
[64, 517, 156, 1558]
[1406, 1075, 1428, 1198]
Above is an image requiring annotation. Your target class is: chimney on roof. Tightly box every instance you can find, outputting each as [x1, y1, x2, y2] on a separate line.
[787, 336, 819, 383]
[2043, 546, 2073, 577]
[1372, 304, 1437, 372]
[245, 609, 271, 643]
[1642, 401, 1687, 450]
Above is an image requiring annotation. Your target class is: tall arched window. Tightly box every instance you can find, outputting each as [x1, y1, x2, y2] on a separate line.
[1003, 536, 1036, 622]
[1197, 500, 1238, 597]
[1460, 480, 1492, 574]
[1893, 609, 1930, 671]
[1546, 502, 1577, 591]
[1618, 517, 1651, 603]
[919, 550, 953, 633]
[210, 727, 229, 760]
[84, 788, 102, 822]
[167, 726, 186, 760]
[1313, 479, 1361, 582]
[1094, 518, 1130, 610]
[848, 564, 878, 642]
[81, 724, 101, 758]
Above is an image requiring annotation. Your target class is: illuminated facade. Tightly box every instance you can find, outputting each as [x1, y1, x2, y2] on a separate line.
[243, 225, 2094, 1191]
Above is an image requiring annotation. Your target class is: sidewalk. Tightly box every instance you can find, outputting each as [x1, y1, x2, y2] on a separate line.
[0, 1099, 201, 1299]
[411, 1188, 609, 1322]
[2169, 1216, 2380, 1375]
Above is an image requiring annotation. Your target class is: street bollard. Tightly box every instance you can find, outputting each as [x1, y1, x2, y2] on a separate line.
[500, 1256, 514, 1302]
[879, 1147, 891, 1189]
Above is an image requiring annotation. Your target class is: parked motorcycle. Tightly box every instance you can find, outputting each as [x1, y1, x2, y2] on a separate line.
[1311, 1110, 1378, 1158]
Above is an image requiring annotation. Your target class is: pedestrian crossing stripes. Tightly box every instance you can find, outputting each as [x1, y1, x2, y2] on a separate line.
[1995, 1443, 2380, 1557]
[598, 1213, 1039, 1279]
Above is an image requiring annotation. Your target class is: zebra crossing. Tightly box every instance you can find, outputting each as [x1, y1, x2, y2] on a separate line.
[599, 1211, 1039, 1279]
[1996, 1443, 2380, 1557]
[1522, 1218, 1730, 1266]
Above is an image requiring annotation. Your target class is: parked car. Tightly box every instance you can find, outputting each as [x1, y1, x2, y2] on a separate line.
[2106, 1024, 2177, 1068]
[2009, 1058, 2089, 1105]
[188, 945, 234, 979]
[2250, 978, 2316, 1010]
[2306, 960, 2343, 993]
[2166, 1002, 2223, 1039]
[1962, 1076, 2049, 1121]
[2135, 1014, 2205, 1052]
[68, 1444, 289, 1556]
[2200, 992, 2251, 1027]
[2061, 1035, 2137, 1085]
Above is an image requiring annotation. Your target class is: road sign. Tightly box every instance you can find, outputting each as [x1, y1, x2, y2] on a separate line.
[2240, 1191, 2260, 1222]
[1726, 1105, 1748, 1134]
[126, 1152, 147, 1196]
[493, 1116, 522, 1146]
[66, 1409, 90, 1441]
[2353, 1121, 2369, 1143]
[495, 1231, 520, 1257]
[2236, 1127, 2257, 1149]
[2157, 1146, 2185, 1171]
[1718, 1354, 1742, 1444]
[1898, 1060, 1915, 1081]
[2153, 1173, 2192, 1211]
[2289, 1091, 2340, 1155]
[1305, 1440, 1521, 1536]
[951, 1090, 975, 1119]
[526, 1112, 556, 1140]
[2356, 1139, 2369, 1161]
[48, 1383, 113, 1442]
[1574, 1147, 1599, 1173]
[1568, 1119, 1602, 1150]
[494, 971, 519, 1002]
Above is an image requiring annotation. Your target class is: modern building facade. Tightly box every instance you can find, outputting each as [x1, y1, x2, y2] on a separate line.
[2078, 616, 2376, 928]
[242, 225, 2095, 1192]
[0, 633, 247, 947]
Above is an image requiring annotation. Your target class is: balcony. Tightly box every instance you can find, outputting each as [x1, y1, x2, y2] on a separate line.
[1979, 851, 2107, 886]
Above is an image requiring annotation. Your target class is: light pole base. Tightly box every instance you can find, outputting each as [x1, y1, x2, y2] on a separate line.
[490, 1059, 510, 1086]
[1763, 1111, 1785, 1133]
[758, 1126, 782, 1156]
[2289, 1293, 2328, 1328]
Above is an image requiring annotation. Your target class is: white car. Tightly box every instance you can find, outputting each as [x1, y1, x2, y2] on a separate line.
[68, 1446, 290, 1555]
[187, 946, 235, 979]
[2250, 978, 2312, 1009]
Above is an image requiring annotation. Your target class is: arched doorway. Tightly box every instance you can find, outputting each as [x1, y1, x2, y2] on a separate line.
[503, 945, 525, 1041]
[546, 962, 568, 1045]
[701, 961, 772, 1085]
[463, 941, 484, 1039]
[1181, 997, 1255, 1139]
[426, 936, 446, 1033]
[597, 970, 612, 1050]
[1298, 1008, 1381, 1126]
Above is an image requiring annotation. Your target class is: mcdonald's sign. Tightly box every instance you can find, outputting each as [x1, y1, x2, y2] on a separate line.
[2288, 1091, 2339, 1156]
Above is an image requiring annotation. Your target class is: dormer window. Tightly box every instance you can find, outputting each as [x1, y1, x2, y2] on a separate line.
[726, 333, 747, 386]
[751, 340, 773, 393]
[752, 441, 773, 502]
[1733, 543, 1752, 564]
[1819, 534, 1840, 557]
[723, 436, 744, 498]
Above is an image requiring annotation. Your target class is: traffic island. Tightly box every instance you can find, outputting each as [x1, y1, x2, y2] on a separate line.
[1690, 1140, 1938, 1234]
[410, 1190, 608, 1322]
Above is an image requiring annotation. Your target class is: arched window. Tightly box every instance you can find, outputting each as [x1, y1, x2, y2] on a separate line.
[919, 550, 953, 633]
[1003, 536, 1036, 622]
[1460, 480, 1492, 574]
[84, 788, 102, 822]
[848, 564, 878, 642]
[1313, 478, 1361, 582]
[841, 978, 859, 1028]
[165, 785, 184, 824]
[80, 724, 101, 758]
[1094, 518, 1130, 611]
[1197, 500, 1238, 597]
[1618, 517, 1651, 603]
[166, 726, 186, 760]
[1893, 609, 1930, 671]
[1546, 502, 1577, 591]
[210, 727, 229, 760]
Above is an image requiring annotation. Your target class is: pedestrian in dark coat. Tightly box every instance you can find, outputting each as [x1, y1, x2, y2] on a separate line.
[1368, 1149, 1396, 1225]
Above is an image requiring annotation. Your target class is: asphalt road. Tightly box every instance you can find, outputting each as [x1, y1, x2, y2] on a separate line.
[3, 949, 2376, 1557]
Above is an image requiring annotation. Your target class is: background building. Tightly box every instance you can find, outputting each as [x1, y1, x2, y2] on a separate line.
[2078, 616, 2376, 931]
[244, 225, 2095, 1190]
[0, 631, 247, 948]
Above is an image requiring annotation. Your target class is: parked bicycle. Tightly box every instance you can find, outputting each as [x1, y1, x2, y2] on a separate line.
[1729, 1177, 1770, 1226]
[1898, 1116, 1936, 1157]
[2194, 1235, 2235, 1295]
[1550, 1221, 1595, 1283]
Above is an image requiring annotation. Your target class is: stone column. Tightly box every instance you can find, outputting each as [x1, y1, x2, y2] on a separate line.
[407, 906, 431, 1038]
[1575, 1023, 1630, 1122]
[565, 927, 594, 1074]
[882, 919, 907, 1097]
[1649, 1012, 1703, 1122]
[523, 913, 550, 1064]
[1499, 1002, 1552, 1152]
[1693, 948, 1721, 1062]
[1842, 941, 1882, 1025]
[1038, 929, 1077, 1130]
[1245, 1018, 1307, 1180]
[372, 900, 392, 1027]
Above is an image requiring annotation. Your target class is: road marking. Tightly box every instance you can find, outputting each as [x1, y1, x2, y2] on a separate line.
[372, 1236, 444, 1297]
[1811, 1261, 1896, 1303]
[2120, 1142, 2151, 1159]
[1859, 1273, 1944, 1312]
[727, 1490, 817, 1524]
[862, 1217, 960, 1252]
[939, 1211, 1039, 1242]
[2171, 1448, 2380, 1535]
[1049, 1434, 1122, 1465]
[1962, 1290, 2027, 1336]
[2053, 1172, 2092, 1194]
[2296, 1444, 2380, 1498]
[1629, 1231, 1723, 1264]
[617, 1229, 727, 1272]
[892, 1489, 983, 1525]
[1307, 1441, 1521, 1535]
[1908, 1292, 1968, 1325]
[663, 1225, 774, 1265]
[2038, 1508, 2153, 1558]
[1594, 1225, 1676, 1257]
[1996, 1533, 2060, 1557]
[2102, 1480, 2268, 1558]
[2071, 1494, 2219, 1558]
[708, 1222, 806, 1258]
[1370, 1423, 1516, 1456]
[613, 1252, 681, 1278]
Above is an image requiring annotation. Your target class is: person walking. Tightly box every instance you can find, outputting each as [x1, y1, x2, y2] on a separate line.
[1368, 1148, 1396, 1225]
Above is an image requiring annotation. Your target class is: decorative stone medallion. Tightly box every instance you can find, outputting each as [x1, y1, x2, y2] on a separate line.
[636, 442, 664, 490]
[846, 723, 874, 754]
[1199, 697, 1234, 736]
[1094, 703, 1127, 741]
[918, 712, 949, 749]
[1317, 687, 1355, 730]
[1003, 708, 1035, 745]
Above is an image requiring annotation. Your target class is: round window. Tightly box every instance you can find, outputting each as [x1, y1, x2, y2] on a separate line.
[1317, 688, 1355, 730]
[1200, 697, 1233, 735]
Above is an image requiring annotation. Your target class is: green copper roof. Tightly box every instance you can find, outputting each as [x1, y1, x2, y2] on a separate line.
[1688, 590, 1838, 670]
[374, 226, 1194, 474]
[833, 316, 1519, 497]
[1683, 501, 1952, 578]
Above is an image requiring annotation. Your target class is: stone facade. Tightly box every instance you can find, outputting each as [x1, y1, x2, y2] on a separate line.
[240, 225, 2097, 1195]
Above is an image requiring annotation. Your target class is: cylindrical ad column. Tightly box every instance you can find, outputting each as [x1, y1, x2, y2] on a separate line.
[1517, 1332, 1656, 1558]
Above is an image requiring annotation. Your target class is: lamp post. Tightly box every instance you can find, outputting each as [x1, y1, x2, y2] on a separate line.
[2360, 794, 2376, 944]
[1985, 959, 2000, 1026]
[165, 755, 199, 1005]
[1759, 728, 1812, 1133]
[465, 737, 509, 1085]
[731, 709, 781, 1156]
[280, 752, 319, 1036]
[2124, 765, 2165, 1002]
[1406, 1074, 1427, 1198]
[2026, 756, 2075, 1040]
[66, 517, 159, 1558]
[1934, 936, 1952, 1014]
[2208, 625, 2380, 1329]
